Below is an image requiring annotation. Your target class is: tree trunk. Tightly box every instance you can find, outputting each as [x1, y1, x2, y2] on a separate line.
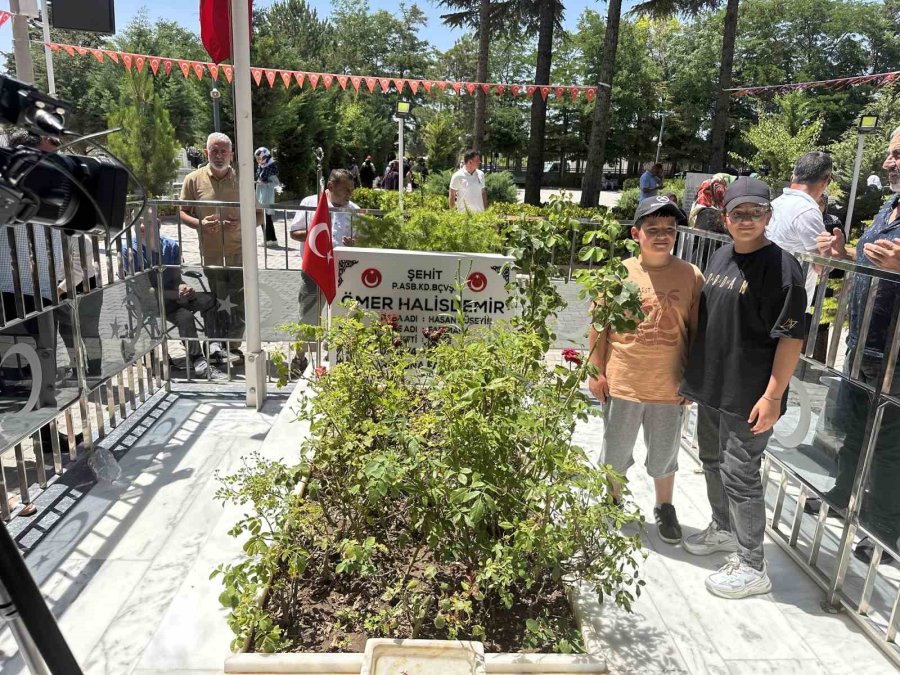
[473, 0, 491, 151]
[524, 0, 556, 205]
[708, 0, 740, 172]
[579, 0, 623, 208]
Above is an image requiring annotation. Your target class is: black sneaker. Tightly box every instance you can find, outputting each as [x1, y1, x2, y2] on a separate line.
[854, 537, 894, 565]
[804, 496, 846, 521]
[654, 503, 683, 544]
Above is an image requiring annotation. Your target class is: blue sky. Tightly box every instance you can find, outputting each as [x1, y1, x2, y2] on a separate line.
[1, 0, 630, 66]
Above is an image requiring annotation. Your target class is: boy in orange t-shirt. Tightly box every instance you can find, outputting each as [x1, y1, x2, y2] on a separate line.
[588, 197, 704, 544]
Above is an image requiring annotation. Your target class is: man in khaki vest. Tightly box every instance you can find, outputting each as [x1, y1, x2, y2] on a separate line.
[180, 132, 261, 363]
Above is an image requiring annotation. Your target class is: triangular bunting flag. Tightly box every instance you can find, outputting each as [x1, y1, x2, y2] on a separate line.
[0, 12, 9, 28]
[495, 84, 505, 95]
[437, 81, 448, 91]
[451, 82, 462, 94]
[379, 77, 390, 93]
[408, 79, 419, 94]
[280, 70, 292, 88]
[149, 57, 160, 75]
[569, 87, 579, 102]
[122, 53, 134, 70]
[193, 62, 205, 80]
[365, 77, 377, 92]
[309, 73, 320, 89]
[586, 88, 596, 102]
[91, 48, 104, 63]
[75, 46, 88, 56]
[555, 86, 564, 99]
[481, 83, 491, 94]
[63, 45, 75, 57]
[208, 63, 219, 80]
[526, 85, 536, 97]
[351, 75, 362, 91]
[540, 86, 550, 100]
[223, 65, 233, 83]
[104, 49, 119, 63]
[323, 73, 334, 89]
[265, 69, 277, 87]
[163, 59, 173, 76]
[48, 43, 61, 52]
[392, 78, 404, 93]
[179, 60, 191, 78]
[251, 68, 263, 85]
[135, 55, 146, 73]
[294, 71, 306, 87]
[337, 74, 348, 90]
[465, 82, 477, 95]
[511, 84, 520, 97]
[423, 80, 433, 93]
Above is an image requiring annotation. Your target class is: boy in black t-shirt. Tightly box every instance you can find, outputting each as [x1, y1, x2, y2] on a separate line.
[679, 177, 807, 599]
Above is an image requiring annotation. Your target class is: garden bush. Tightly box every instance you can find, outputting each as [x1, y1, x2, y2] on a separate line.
[355, 207, 503, 253]
[612, 178, 686, 220]
[622, 177, 639, 190]
[352, 187, 446, 213]
[214, 208, 647, 654]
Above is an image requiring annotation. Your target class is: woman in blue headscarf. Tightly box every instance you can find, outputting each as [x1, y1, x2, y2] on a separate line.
[254, 147, 280, 247]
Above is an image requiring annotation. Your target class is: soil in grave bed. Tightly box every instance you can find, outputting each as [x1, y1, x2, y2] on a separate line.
[258, 545, 583, 654]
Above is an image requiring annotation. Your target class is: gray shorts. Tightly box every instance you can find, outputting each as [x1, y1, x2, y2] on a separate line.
[600, 397, 684, 479]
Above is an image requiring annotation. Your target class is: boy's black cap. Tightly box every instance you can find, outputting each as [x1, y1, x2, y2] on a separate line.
[633, 195, 685, 224]
[724, 177, 771, 210]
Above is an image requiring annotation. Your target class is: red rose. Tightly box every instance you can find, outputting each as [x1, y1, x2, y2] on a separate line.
[562, 348, 583, 366]
[314, 366, 328, 378]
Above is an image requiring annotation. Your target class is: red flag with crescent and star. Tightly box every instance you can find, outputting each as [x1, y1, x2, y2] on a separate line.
[301, 192, 336, 303]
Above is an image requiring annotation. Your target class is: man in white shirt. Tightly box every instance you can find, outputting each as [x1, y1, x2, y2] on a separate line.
[449, 149, 487, 213]
[766, 151, 833, 302]
[289, 169, 360, 247]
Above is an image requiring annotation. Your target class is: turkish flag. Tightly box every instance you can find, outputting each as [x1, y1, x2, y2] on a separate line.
[301, 192, 336, 304]
[200, 0, 252, 64]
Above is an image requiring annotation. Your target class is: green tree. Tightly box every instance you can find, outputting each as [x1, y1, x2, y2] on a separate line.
[108, 74, 179, 196]
[729, 93, 823, 189]
[423, 111, 463, 172]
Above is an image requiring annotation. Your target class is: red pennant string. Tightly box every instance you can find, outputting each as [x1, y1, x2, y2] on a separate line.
[149, 57, 160, 75]
[337, 74, 348, 90]
[351, 75, 362, 91]
[122, 53, 134, 70]
[481, 83, 491, 94]
[451, 82, 462, 94]
[586, 88, 596, 102]
[251, 68, 263, 85]
[408, 79, 419, 94]
[208, 63, 219, 80]
[63, 45, 75, 57]
[75, 46, 88, 56]
[526, 85, 536, 97]
[103, 49, 118, 63]
[0, 11, 10, 28]
[48, 43, 61, 52]
[495, 84, 505, 95]
[163, 59, 173, 76]
[554, 86, 564, 99]
[222, 64, 233, 83]
[392, 78, 404, 93]
[135, 55, 147, 73]
[569, 87, 579, 102]
[423, 80, 433, 93]
[438, 81, 448, 91]
[193, 62, 205, 80]
[378, 77, 390, 93]
[323, 73, 334, 89]
[365, 77, 377, 92]
[280, 70, 292, 88]
[91, 48, 104, 63]
[265, 69, 276, 87]
[178, 60, 191, 78]
[309, 73, 320, 89]
[511, 84, 520, 97]
[465, 82, 477, 95]
[294, 71, 306, 87]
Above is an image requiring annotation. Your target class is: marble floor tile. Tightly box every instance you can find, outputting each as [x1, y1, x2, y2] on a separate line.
[724, 659, 828, 675]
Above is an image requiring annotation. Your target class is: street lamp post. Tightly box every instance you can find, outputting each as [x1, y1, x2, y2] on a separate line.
[654, 112, 668, 165]
[844, 114, 879, 239]
[394, 100, 412, 212]
[211, 87, 222, 133]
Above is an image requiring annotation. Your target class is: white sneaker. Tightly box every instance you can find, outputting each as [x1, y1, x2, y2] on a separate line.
[683, 521, 738, 555]
[705, 554, 772, 599]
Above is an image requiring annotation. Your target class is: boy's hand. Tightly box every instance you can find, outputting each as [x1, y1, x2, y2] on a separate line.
[748, 397, 780, 435]
[589, 373, 610, 403]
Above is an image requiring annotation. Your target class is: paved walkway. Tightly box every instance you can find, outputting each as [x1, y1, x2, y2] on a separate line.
[0, 381, 895, 674]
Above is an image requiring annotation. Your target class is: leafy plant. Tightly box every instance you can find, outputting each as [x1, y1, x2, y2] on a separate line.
[424, 169, 519, 204]
[355, 208, 503, 253]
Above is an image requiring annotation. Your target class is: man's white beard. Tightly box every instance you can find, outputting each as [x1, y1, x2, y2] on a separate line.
[210, 160, 229, 171]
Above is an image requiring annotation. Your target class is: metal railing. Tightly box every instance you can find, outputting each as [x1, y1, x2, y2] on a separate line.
[675, 226, 900, 664]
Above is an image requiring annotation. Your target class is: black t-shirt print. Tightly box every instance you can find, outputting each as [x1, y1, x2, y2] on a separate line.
[679, 242, 807, 419]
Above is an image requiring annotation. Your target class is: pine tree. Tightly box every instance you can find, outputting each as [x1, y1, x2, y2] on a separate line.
[108, 73, 179, 197]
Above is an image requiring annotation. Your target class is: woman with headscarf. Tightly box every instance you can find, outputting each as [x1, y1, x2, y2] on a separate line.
[254, 147, 280, 247]
[689, 173, 734, 233]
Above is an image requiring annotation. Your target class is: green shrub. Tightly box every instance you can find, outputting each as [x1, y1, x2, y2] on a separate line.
[613, 178, 686, 220]
[622, 177, 639, 190]
[356, 207, 502, 253]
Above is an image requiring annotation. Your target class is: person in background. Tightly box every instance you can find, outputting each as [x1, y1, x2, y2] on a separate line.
[348, 157, 360, 187]
[689, 174, 734, 234]
[807, 127, 900, 564]
[360, 155, 376, 189]
[680, 177, 807, 599]
[187, 144, 202, 169]
[415, 157, 429, 187]
[254, 147, 280, 248]
[766, 151, 833, 302]
[818, 192, 841, 232]
[382, 160, 400, 191]
[589, 196, 704, 545]
[640, 163, 664, 201]
[449, 149, 487, 212]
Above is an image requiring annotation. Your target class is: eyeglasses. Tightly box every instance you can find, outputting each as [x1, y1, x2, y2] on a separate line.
[727, 207, 770, 223]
